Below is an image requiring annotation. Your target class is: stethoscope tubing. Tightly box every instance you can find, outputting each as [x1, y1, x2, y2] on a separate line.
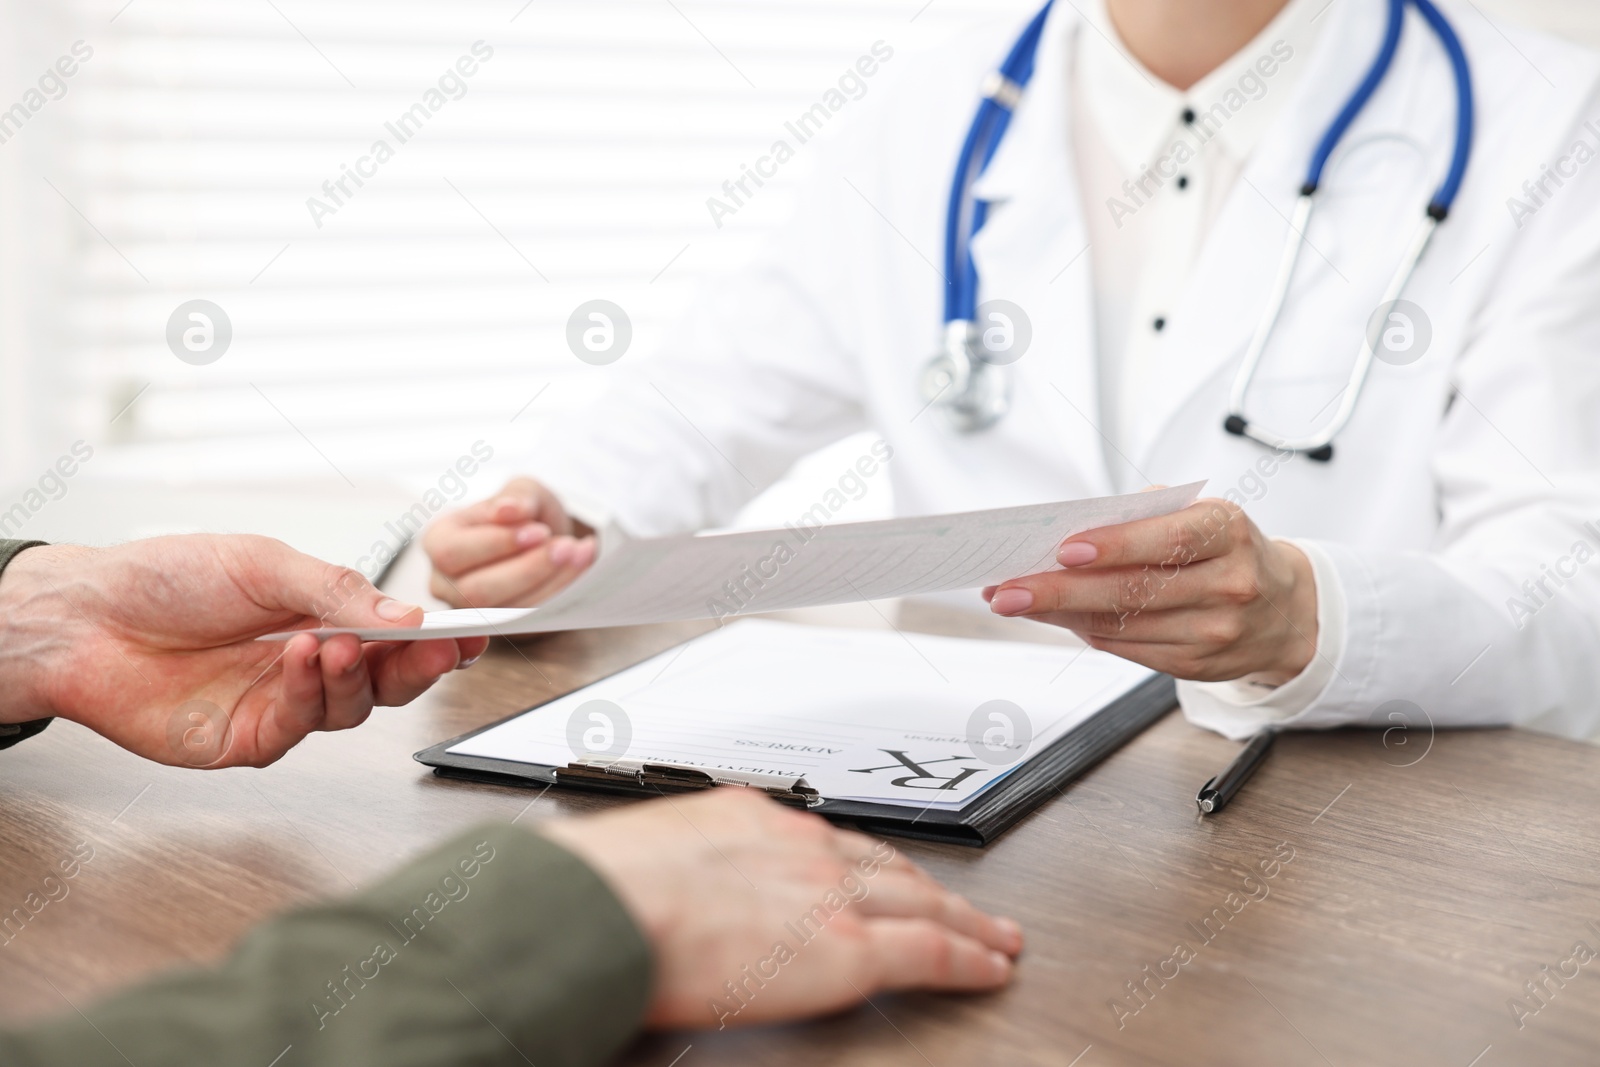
[1227, 0, 1473, 458]
[942, 0, 1055, 326]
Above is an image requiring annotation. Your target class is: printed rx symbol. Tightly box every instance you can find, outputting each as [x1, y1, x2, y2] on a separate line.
[849, 750, 985, 791]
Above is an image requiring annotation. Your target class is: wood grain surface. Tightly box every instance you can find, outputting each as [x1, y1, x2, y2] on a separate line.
[2, 551, 1598, 1066]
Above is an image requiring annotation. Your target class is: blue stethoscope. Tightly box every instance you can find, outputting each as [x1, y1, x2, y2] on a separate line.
[921, 0, 1474, 462]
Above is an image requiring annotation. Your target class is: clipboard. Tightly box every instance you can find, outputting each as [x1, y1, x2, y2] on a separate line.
[415, 624, 1177, 847]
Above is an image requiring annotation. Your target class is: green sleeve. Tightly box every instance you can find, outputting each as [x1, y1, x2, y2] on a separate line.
[0, 822, 654, 1067]
[0, 540, 51, 749]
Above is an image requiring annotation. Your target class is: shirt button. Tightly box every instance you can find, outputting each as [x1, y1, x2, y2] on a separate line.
[1153, 317, 1167, 332]
[1181, 107, 1196, 125]
[1177, 175, 1189, 190]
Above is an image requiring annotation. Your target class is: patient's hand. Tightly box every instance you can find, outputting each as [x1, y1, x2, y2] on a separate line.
[0, 536, 488, 767]
[541, 789, 1023, 1029]
[422, 477, 597, 608]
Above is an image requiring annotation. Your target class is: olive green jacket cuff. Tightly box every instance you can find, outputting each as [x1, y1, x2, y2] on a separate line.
[0, 539, 44, 573]
[0, 539, 52, 748]
[0, 822, 654, 1067]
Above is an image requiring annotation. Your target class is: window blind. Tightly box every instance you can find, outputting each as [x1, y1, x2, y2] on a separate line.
[43, 0, 1031, 494]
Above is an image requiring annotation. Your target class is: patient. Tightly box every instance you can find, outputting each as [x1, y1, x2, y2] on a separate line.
[0, 536, 1020, 1066]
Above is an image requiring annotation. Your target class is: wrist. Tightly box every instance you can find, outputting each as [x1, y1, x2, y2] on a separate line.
[0, 544, 96, 723]
[537, 815, 673, 945]
[1259, 540, 1319, 686]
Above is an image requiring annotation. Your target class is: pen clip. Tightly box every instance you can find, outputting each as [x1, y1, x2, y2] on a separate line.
[1195, 776, 1221, 813]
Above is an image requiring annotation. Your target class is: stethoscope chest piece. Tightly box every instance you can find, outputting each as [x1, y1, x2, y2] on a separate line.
[921, 321, 1010, 432]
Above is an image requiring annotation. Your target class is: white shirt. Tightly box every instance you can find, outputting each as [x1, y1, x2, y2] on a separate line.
[1070, 0, 1346, 723]
[1072, 0, 1322, 482]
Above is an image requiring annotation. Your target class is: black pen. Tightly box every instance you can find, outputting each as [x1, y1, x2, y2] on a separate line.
[1196, 730, 1276, 814]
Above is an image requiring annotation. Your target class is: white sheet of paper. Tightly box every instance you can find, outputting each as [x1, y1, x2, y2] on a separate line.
[272, 482, 1203, 641]
[445, 619, 1158, 809]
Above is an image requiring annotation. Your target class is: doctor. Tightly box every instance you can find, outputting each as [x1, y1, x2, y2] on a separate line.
[425, 0, 1600, 739]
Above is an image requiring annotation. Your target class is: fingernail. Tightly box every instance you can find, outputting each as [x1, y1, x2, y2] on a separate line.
[988, 950, 1013, 977]
[572, 538, 596, 567]
[989, 588, 1033, 615]
[515, 523, 549, 549]
[996, 917, 1022, 943]
[305, 647, 320, 669]
[548, 538, 573, 566]
[375, 598, 419, 622]
[1057, 542, 1098, 567]
[981, 585, 997, 603]
[456, 654, 482, 670]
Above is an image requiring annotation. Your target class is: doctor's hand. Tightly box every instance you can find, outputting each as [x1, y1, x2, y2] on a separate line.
[984, 498, 1319, 685]
[540, 788, 1023, 1030]
[422, 477, 597, 608]
[0, 536, 488, 768]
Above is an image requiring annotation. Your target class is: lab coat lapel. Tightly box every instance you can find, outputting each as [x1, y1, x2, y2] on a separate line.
[1130, 0, 1418, 467]
[967, 4, 1113, 495]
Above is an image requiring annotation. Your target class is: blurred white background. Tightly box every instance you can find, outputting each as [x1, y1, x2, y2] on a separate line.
[1, 0, 1597, 534]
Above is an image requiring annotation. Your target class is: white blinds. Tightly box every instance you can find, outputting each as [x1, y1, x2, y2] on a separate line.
[42, 0, 1029, 489]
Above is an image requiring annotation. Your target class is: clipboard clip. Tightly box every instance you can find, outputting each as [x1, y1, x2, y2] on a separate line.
[559, 756, 824, 808]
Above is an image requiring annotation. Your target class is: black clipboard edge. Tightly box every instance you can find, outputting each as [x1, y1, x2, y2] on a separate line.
[415, 667, 1176, 848]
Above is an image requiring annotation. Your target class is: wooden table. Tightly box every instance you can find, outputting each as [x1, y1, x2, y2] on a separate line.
[3, 555, 1599, 1066]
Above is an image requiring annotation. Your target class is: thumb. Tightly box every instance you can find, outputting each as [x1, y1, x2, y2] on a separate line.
[240, 537, 424, 629]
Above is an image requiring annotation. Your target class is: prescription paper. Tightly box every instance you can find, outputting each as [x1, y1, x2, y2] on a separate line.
[446, 619, 1157, 809]
[274, 482, 1203, 642]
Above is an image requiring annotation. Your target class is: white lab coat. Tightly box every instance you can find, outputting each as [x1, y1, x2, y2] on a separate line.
[535, 0, 1600, 740]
